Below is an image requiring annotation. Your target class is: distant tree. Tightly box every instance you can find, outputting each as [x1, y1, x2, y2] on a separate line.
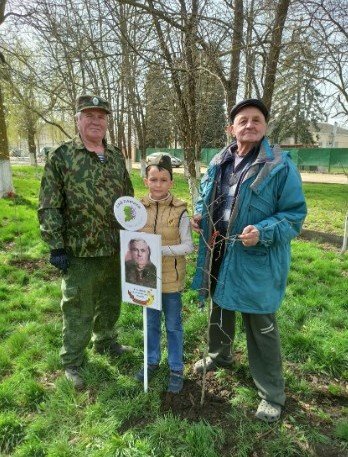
[197, 71, 226, 149]
[1, 1, 38, 193]
[115, 1, 150, 172]
[134, 0, 202, 201]
[20, 0, 125, 142]
[303, 0, 348, 120]
[3, 39, 74, 156]
[10, 87, 40, 165]
[270, 28, 325, 145]
[144, 64, 172, 149]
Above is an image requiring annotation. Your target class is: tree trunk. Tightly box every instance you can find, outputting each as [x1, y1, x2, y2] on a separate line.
[0, 159, 13, 197]
[244, 0, 255, 99]
[262, 0, 291, 110]
[127, 110, 132, 160]
[0, 85, 14, 197]
[140, 158, 147, 177]
[125, 157, 132, 173]
[228, 0, 243, 111]
[27, 123, 37, 166]
[0, 86, 9, 161]
[187, 175, 200, 207]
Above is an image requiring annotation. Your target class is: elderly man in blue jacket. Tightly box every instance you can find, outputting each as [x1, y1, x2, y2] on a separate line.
[191, 99, 307, 422]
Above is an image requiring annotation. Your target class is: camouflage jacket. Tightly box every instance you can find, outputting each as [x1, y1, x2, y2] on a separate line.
[38, 137, 134, 257]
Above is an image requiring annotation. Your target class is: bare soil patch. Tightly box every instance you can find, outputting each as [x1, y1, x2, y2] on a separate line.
[158, 366, 347, 456]
[161, 372, 234, 424]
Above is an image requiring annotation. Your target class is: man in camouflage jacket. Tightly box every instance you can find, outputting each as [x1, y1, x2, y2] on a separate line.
[38, 94, 134, 388]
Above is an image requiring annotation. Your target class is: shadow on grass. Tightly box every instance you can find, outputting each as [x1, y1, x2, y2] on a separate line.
[300, 229, 343, 248]
[8, 258, 60, 281]
[7, 195, 38, 210]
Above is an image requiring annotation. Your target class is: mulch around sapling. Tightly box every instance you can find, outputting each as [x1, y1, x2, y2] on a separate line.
[161, 371, 235, 425]
[159, 366, 348, 457]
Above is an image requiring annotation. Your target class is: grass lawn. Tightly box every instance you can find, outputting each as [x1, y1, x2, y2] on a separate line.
[0, 165, 347, 456]
[302, 183, 347, 235]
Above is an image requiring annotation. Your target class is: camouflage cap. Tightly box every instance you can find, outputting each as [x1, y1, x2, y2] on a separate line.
[146, 154, 173, 178]
[75, 95, 111, 114]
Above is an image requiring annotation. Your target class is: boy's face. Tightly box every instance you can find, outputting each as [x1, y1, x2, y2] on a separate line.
[144, 166, 173, 200]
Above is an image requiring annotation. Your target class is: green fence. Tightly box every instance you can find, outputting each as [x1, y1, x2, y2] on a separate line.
[137, 147, 348, 173]
[287, 148, 348, 173]
[136, 148, 185, 162]
[200, 148, 221, 164]
[136, 147, 219, 163]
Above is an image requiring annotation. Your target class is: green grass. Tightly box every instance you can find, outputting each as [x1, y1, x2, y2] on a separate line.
[0, 165, 347, 456]
[302, 183, 348, 235]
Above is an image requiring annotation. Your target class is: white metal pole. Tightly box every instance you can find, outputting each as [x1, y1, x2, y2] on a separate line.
[143, 306, 148, 393]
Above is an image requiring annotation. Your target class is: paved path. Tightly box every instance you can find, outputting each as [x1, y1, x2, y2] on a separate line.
[10, 159, 347, 184]
[133, 162, 347, 184]
[299, 173, 347, 184]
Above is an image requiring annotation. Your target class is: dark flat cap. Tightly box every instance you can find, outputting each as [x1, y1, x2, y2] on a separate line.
[76, 95, 111, 114]
[230, 99, 269, 122]
[146, 154, 173, 178]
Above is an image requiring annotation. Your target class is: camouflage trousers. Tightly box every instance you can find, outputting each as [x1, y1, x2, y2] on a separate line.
[60, 256, 121, 367]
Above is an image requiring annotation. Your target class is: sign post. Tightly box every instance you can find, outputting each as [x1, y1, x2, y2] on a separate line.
[143, 307, 148, 393]
[114, 197, 162, 393]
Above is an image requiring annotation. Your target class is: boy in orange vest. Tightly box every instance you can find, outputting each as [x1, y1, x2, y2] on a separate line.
[135, 154, 194, 393]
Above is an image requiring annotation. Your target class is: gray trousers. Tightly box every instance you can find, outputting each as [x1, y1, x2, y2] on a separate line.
[60, 256, 121, 367]
[208, 302, 285, 406]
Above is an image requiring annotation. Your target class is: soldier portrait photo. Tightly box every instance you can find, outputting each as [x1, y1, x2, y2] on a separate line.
[125, 238, 157, 289]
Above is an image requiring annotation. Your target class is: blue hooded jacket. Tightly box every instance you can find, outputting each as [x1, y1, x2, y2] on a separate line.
[192, 138, 307, 314]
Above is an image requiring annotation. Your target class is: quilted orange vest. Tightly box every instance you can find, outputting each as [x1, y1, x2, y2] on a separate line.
[141, 194, 187, 292]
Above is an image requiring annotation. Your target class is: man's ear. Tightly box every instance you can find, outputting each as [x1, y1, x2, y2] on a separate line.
[226, 124, 234, 136]
[144, 177, 148, 187]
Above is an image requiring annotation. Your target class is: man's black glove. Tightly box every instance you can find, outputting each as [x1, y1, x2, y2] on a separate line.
[49, 249, 70, 274]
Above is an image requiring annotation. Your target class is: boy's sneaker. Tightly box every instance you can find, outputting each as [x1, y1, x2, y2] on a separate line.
[65, 366, 84, 390]
[167, 370, 184, 393]
[135, 364, 159, 382]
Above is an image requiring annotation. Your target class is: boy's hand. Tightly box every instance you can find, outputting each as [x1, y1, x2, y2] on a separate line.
[191, 214, 202, 233]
